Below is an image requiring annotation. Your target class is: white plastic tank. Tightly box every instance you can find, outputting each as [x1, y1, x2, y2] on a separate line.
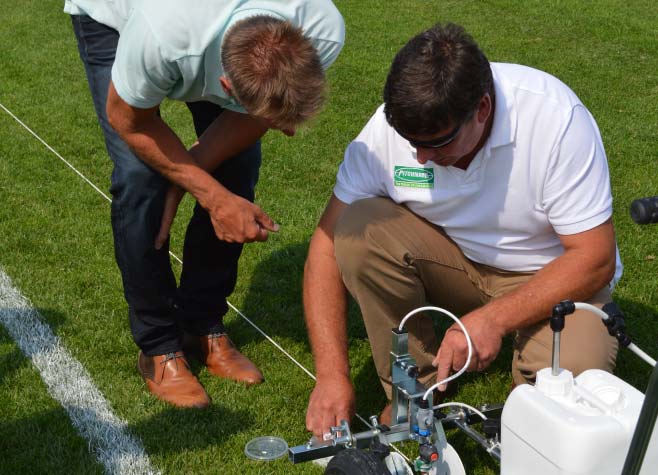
[500, 368, 658, 475]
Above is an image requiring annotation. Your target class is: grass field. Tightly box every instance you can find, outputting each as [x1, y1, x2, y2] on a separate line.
[1, 1, 657, 474]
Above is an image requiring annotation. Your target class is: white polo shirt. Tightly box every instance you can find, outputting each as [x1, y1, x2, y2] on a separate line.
[64, 0, 345, 111]
[334, 63, 622, 283]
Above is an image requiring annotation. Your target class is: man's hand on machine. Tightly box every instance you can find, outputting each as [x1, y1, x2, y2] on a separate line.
[306, 374, 356, 438]
[433, 310, 506, 391]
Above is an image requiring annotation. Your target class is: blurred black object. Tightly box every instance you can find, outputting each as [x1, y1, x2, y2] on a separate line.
[630, 196, 658, 225]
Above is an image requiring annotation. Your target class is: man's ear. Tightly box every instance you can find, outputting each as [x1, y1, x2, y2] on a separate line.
[477, 93, 492, 123]
[219, 76, 233, 97]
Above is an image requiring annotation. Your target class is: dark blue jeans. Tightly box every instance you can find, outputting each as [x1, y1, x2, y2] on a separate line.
[71, 15, 261, 355]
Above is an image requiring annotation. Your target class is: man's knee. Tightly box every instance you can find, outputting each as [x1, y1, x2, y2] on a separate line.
[335, 197, 398, 235]
[213, 142, 262, 199]
[560, 310, 618, 374]
[333, 197, 398, 279]
[560, 342, 617, 376]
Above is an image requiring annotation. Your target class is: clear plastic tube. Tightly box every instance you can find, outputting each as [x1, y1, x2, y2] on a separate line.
[573, 302, 610, 322]
[398, 306, 473, 400]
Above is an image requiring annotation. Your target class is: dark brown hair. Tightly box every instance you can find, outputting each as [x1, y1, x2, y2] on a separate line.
[383, 23, 493, 136]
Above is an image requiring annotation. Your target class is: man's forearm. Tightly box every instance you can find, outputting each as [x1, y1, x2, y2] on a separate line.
[107, 82, 266, 206]
[189, 109, 267, 173]
[484, 226, 616, 335]
[303, 240, 351, 379]
[303, 198, 357, 436]
[435, 222, 617, 382]
[114, 111, 225, 206]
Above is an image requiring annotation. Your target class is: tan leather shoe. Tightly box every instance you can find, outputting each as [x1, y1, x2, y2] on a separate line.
[137, 351, 210, 408]
[199, 333, 264, 385]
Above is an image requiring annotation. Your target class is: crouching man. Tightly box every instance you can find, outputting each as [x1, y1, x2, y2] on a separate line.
[303, 23, 621, 436]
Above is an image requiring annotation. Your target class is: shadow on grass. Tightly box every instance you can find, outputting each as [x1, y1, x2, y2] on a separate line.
[0, 322, 101, 475]
[0, 336, 25, 388]
[231, 242, 314, 347]
[0, 308, 253, 471]
[0, 404, 252, 474]
[234, 241, 371, 346]
[130, 404, 253, 456]
[0, 408, 105, 475]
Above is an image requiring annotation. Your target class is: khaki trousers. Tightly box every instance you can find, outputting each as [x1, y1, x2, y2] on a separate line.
[333, 197, 618, 398]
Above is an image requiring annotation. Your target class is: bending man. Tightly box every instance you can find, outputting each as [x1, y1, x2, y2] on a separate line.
[66, 0, 344, 408]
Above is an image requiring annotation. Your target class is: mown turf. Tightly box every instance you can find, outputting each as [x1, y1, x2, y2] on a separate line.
[1, 1, 657, 474]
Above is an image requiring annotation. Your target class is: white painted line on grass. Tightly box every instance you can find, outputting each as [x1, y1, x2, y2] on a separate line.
[0, 269, 160, 475]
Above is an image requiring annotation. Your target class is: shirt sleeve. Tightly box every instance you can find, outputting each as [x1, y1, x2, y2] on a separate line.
[315, 38, 344, 70]
[333, 108, 388, 204]
[308, 4, 345, 71]
[542, 104, 613, 235]
[111, 10, 179, 108]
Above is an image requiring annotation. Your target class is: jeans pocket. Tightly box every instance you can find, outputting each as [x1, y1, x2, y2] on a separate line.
[71, 14, 118, 66]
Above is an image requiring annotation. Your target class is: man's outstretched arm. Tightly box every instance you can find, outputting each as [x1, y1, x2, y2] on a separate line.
[303, 194, 355, 438]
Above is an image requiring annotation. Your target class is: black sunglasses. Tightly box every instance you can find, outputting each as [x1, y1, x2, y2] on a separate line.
[396, 111, 475, 149]
[398, 124, 463, 149]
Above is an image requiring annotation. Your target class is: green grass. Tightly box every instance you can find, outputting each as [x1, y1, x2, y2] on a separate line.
[1, 1, 657, 474]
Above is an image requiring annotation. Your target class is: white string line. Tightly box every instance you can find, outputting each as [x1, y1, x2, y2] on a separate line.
[1, 102, 394, 439]
[0, 103, 112, 202]
[0, 101, 317, 379]
[227, 302, 317, 380]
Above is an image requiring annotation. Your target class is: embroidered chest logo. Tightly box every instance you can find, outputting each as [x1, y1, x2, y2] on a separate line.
[393, 166, 435, 188]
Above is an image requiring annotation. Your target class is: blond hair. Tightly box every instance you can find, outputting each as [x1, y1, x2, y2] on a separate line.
[221, 15, 326, 129]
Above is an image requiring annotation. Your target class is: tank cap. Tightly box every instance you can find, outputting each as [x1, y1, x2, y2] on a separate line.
[536, 367, 574, 398]
[245, 436, 288, 461]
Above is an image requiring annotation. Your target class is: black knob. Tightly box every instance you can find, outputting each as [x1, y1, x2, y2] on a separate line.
[630, 196, 658, 225]
[407, 365, 419, 378]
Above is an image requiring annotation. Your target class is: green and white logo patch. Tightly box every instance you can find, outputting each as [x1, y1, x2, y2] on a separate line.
[394, 166, 435, 188]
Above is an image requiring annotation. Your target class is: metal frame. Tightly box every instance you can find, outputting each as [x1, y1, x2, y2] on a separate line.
[288, 327, 502, 470]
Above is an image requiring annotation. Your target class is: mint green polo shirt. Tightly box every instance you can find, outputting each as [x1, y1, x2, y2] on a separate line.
[65, 0, 345, 112]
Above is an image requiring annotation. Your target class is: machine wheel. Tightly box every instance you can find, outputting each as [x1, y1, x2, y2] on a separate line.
[325, 449, 392, 475]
